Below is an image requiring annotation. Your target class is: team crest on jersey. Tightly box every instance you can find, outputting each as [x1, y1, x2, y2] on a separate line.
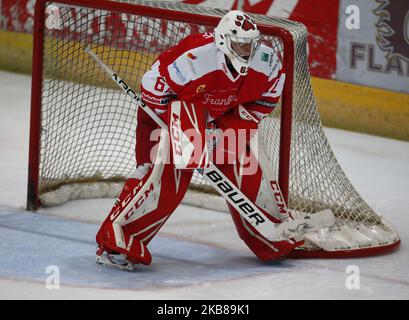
[196, 84, 206, 93]
[235, 14, 256, 31]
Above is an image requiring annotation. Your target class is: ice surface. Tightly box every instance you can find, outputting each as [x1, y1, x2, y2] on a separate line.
[0, 70, 408, 299]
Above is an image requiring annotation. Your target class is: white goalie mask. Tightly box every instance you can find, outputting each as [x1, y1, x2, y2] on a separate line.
[214, 10, 261, 76]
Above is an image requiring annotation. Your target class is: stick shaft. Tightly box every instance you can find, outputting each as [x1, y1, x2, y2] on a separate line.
[84, 46, 167, 130]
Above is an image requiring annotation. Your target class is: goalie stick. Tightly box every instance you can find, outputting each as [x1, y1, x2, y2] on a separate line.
[84, 46, 334, 243]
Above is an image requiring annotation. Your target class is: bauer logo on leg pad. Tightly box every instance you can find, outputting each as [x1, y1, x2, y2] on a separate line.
[205, 169, 265, 226]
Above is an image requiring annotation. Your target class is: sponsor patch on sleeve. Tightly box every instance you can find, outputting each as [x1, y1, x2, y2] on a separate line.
[261, 52, 269, 62]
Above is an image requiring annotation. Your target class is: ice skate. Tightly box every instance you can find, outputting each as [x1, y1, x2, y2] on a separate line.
[95, 247, 137, 272]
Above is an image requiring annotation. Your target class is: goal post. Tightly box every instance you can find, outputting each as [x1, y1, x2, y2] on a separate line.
[27, 0, 400, 257]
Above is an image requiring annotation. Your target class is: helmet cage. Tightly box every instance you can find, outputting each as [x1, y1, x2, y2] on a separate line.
[225, 34, 261, 64]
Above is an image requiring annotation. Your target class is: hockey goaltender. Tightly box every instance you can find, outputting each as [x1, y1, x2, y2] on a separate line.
[92, 10, 334, 271]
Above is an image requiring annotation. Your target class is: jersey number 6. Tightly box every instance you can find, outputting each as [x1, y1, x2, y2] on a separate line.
[154, 77, 167, 92]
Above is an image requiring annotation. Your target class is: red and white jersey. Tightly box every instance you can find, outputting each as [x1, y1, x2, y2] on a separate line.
[141, 32, 285, 122]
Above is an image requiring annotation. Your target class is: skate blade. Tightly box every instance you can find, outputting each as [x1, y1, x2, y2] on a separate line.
[96, 253, 137, 272]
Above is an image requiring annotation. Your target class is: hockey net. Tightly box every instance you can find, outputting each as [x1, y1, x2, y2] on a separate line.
[28, 0, 400, 257]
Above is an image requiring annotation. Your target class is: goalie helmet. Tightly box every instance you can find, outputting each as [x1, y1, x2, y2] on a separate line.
[214, 10, 261, 76]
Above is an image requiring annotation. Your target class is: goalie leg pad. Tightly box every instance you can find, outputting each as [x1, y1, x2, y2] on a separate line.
[229, 210, 303, 261]
[219, 161, 303, 261]
[97, 166, 192, 265]
[96, 131, 193, 265]
[213, 109, 304, 259]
